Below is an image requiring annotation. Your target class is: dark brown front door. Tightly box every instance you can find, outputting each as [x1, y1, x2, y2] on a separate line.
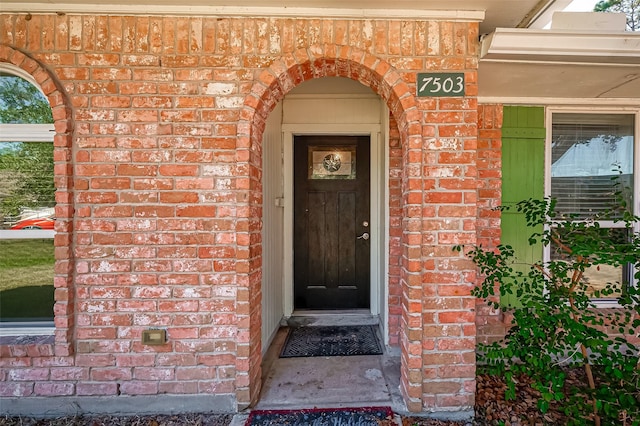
[293, 135, 370, 310]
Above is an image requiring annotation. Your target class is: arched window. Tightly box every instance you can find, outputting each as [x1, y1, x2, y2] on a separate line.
[0, 69, 55, 332]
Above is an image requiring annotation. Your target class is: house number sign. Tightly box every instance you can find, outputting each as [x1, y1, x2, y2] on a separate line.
[417, 72, 465, 97]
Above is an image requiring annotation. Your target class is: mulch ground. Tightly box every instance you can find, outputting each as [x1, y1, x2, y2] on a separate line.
[402, 372, 569, 426]
[0, 373, 583, 426]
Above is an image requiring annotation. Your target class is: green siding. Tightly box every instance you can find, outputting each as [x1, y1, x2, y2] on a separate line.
[501, 106, 545, 306]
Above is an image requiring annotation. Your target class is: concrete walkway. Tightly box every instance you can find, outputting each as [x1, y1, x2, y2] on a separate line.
[229, 322, 404, 425]
[252, 315, 405, 412]
[231, 316, 474, 425]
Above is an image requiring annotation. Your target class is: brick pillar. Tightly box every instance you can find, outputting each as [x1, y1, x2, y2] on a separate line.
[418, 97, 479, 411]
[388, 115, 403, 347]
[235, 117, 266, 409]
[476, 104, 506, 345]
[400, 128, 430, 412]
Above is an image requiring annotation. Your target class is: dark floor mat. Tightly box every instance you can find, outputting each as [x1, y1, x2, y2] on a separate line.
[245, 406, 393, 426]
[279, 325, 383, 358]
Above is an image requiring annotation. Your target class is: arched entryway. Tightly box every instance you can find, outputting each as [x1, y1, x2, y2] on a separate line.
[236, 44, 424, 411]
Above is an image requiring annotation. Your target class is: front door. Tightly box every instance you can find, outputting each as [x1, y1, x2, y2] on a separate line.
[293, 135, 370, 310]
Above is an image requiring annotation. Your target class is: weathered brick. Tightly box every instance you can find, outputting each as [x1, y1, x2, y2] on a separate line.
[0, 382, 34, 397]
[0, 17, 485, 414]
[50, 367, 89, 381]
[90, 368, 133, 381]
[34, 382, 75, 396]
[8, 368, 49, 381]
[158, 381, 199, 394]
[76, 382, 119, 396]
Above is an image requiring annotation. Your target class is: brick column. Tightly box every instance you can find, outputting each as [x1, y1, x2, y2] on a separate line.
[418, 95, 479, 411]
[476, 104, 506, 345]
[400, 128, 429, 412]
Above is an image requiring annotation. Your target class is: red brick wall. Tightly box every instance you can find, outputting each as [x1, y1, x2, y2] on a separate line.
[415, 94, 479, 411]
[388, 114, 402, 347]
[1, 13, 480, 414]
[475, 104, 506, 344]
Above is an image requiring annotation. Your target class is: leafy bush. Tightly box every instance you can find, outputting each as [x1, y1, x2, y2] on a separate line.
[456, 195, 640, 425]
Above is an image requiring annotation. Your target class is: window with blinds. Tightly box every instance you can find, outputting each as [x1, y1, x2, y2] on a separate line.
[549, 112, 636, 300]
[551, 113, 634, 219]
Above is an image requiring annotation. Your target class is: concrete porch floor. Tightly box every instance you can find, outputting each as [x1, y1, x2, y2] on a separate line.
[254, 313, 406, 413]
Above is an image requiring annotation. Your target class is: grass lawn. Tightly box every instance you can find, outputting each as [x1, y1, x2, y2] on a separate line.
[0, 239, 54, 321]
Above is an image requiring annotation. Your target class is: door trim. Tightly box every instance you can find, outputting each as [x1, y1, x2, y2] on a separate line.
[282, 124, 383, 320]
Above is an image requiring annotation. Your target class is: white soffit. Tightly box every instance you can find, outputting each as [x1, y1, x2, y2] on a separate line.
[481, 28, 640, 64]
[479, 28, 640, 100]
[1, 0, 553, 34]
[479, 61, 640, 100]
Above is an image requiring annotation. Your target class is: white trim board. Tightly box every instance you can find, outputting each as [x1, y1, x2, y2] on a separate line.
[2, 4, 485, 21]
[0, 124, 55, 142]
[0, 322, 54, 337]
[478, 97, 640, 107]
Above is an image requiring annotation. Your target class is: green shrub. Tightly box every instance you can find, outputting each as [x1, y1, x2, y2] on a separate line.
[456, 195, 640, 425]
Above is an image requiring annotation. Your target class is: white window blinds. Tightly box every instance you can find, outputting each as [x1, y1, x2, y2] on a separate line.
[551, 113, 634, 219]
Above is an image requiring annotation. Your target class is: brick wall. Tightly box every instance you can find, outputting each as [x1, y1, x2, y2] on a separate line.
[1, 13, 480, 414]
[388, 114, 402, 346]
[415, 95, 479, 411]
[475, 104, 506, 345]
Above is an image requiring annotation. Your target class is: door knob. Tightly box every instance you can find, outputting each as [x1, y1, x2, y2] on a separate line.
[357, 232, 370, 240]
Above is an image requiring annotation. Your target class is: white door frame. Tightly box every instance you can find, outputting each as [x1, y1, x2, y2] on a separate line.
[282, 124, 384, 320]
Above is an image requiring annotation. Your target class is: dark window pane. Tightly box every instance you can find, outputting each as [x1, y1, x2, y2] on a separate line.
[0, 239, 54, 321]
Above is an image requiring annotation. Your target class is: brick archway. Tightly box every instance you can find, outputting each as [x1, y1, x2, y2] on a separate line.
[236, 44, 425, 411]
[0, 45, 75, 358]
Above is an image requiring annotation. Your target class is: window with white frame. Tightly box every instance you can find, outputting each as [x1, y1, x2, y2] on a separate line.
[0, 69, 56, 329]
[547, 110, 638, 301]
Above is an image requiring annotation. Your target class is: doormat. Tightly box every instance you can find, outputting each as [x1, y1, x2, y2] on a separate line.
[280, 325, 383, 358]
[245, 406, 394, 426]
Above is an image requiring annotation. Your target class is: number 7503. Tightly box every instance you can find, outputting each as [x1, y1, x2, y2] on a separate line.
[419, 75, 464, 95]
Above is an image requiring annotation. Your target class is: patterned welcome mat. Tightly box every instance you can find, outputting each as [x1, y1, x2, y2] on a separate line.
[279, 325, 383, 358]
[245, 406, 394, 426]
